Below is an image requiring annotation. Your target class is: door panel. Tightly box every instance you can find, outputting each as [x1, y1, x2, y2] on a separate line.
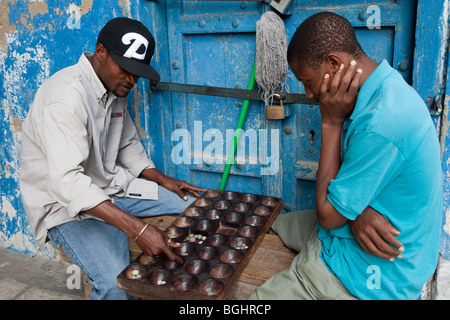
[166, 1, 268, 194]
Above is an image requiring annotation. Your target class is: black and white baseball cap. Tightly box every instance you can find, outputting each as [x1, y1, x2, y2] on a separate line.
[97, 17, 160, 81]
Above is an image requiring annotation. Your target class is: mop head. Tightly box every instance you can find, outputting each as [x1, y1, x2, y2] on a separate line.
[256, 11, 289, 106]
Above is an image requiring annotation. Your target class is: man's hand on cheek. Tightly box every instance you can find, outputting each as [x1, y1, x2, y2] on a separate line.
[319, 60, 362, 126]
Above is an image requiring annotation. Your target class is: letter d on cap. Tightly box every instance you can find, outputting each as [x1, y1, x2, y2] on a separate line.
[122, 32, 149, 60]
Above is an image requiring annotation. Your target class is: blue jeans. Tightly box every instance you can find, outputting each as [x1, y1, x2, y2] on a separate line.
[47, 186, 195, 300]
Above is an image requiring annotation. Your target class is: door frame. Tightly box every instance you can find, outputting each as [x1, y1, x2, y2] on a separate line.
[412, 0, 448, 127]
[417, 0, 450, 259]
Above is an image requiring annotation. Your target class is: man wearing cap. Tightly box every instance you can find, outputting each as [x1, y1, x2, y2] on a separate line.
[20, 17, 205, 300]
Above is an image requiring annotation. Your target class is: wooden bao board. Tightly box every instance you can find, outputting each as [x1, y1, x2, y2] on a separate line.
[117, 189, 283, 300]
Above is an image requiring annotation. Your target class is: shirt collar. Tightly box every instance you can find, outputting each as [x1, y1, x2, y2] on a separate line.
[78, 52, 117, 107]
[350, 59, 393, 120]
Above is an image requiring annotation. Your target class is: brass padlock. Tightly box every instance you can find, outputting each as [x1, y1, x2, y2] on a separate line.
[265, 94, 285, 120]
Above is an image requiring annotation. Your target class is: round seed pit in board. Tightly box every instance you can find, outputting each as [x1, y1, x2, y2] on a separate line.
[261, 196, 279, 206]
[203, 189, 220, 198]
[221, 191, 239, 200]
[193, 198, 213, 207]
[165, 226, 185, 239]
[225, 212, 243, 224]
[220, 249, 244, 264]
[205, 209, 224, 220]
[184, 207, 204, 217]
[230, 237, 252, 250]
[233, 203, 251, 213]
[240, 193, 259, 203]
[198, 279, 224, 297]
[174, 242, 196, 257]
[195, 219, 215, 232]
[174, 216, 194, 228]
[245, 215, 266, 227]
[209, 263, 234, 279]
[198, 246, 220, 260]
[124, 263, 146, 280]
[185, 259, 209, 275]
[207, 234, 228, 247]
[148, 269, 171, 286]
[214, 200, 232, 210]
[253, 205, 272, 216]
[238, 225, 259, 238]
[171, 274, 198, 291]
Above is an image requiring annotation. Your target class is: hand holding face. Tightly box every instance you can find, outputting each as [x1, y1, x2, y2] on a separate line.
[318, 60, 362, 126]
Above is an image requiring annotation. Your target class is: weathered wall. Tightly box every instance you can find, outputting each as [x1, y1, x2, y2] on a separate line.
[0, 0, 151, 258]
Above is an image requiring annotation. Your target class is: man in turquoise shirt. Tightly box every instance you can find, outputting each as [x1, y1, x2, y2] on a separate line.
[250, 12, 442, 300]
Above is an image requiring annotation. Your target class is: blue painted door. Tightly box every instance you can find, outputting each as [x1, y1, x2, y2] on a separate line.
[440, 51, 450, 260]
[164, 1, 272, 196]
[145, 1, 418, 213]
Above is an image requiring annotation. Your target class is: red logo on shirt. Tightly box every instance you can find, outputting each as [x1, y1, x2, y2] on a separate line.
[111, 112, 123, 118]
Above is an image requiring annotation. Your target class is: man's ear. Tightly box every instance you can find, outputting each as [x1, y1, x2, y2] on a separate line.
[94, 43, 108, 63]
[325, 53, 341, 74]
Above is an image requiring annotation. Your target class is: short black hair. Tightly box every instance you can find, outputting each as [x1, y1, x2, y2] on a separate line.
[287, 12, 365, 69]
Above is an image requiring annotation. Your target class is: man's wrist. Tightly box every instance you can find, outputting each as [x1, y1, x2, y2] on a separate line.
[321, 120, 344, 130]
[141, 168, 166, 185]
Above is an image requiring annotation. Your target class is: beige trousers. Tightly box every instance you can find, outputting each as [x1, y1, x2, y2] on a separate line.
[249, 210, 358, 300]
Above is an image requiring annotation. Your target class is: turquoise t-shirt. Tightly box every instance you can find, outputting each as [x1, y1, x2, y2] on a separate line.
[318, 60, 442, 300]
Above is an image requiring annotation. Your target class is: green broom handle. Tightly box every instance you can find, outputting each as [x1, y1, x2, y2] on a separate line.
[219, 61, 256, 190]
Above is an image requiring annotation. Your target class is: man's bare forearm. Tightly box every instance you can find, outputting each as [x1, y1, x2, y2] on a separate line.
[140, 167, 166, 185]
[314, 61, 361, 230]
[86, 200, 145, 239]
[315, 123, 348, 229]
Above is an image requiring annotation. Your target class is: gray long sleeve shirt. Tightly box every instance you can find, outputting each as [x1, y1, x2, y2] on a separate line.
[20, 53, 158, 249]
